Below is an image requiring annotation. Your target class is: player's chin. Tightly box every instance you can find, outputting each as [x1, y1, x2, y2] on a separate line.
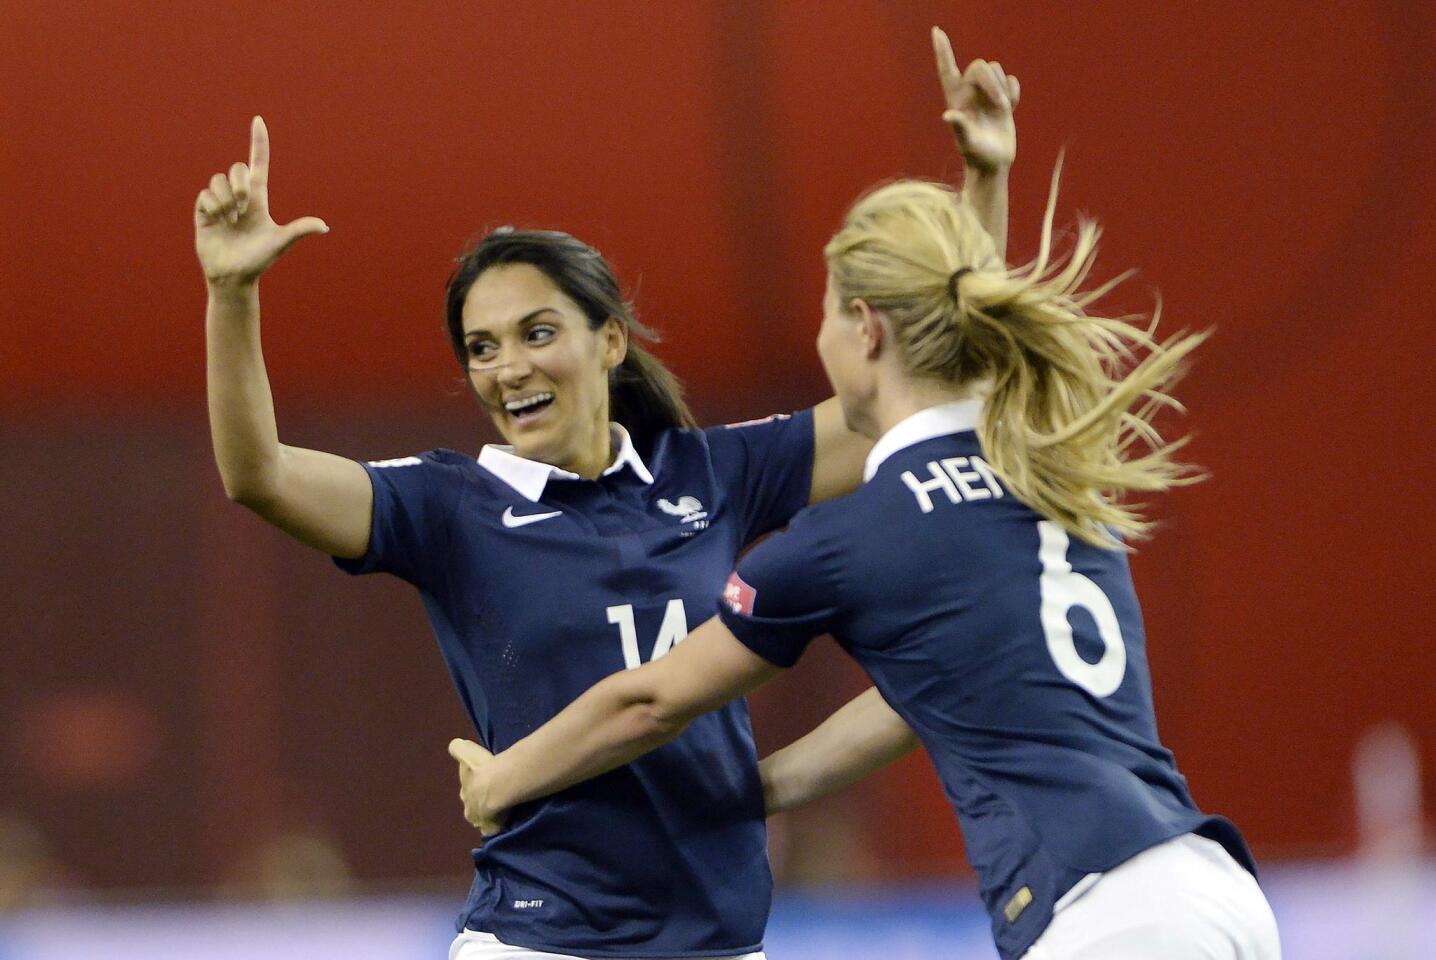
[508, 421, 569, 467]
[483, 397, 577, 468]
[486, 402, 545, 447]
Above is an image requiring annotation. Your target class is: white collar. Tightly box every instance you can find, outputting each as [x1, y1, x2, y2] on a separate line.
[477, 423, 655, 502]
[863, 399, 983, 482]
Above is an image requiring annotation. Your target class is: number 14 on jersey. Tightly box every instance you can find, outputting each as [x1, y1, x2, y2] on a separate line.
[607, 600, 690, 670]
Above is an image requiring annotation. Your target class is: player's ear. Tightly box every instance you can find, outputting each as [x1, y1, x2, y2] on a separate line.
[850, 298, 885, 359]
[599, 316, 628, 371]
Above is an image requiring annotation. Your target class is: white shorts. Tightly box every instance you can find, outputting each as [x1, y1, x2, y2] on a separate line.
[449, 928, 767, 960]
[1021, 832, 1281, 959]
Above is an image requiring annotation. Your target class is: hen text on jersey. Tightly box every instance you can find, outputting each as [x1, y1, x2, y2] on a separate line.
[901, 455, 1004, 513]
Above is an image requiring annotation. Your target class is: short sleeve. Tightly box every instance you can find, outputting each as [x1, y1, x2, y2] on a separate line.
[715, 508, 843, 668]
[703, 408, 815, 545]
[333, 452, 456, 586]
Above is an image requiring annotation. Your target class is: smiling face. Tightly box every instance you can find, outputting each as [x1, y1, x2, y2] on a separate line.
[461, 263, 627, 477]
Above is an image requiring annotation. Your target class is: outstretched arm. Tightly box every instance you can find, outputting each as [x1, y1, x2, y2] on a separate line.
[198, 117, 373, 558]
[449, 616, 784, 832]
[760, 687, 920, 815]
[809, 396, 870, 504]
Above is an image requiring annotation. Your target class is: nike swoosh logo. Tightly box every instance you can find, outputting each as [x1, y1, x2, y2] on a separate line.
[502, 506, 562, 528]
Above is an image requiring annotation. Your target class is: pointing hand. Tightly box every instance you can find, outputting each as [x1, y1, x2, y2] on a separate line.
[194, 116, 329, 286]
[932, 27, 1020, 174]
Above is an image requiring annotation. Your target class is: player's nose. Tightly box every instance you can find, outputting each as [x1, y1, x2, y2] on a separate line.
[494, 355, 534, 386]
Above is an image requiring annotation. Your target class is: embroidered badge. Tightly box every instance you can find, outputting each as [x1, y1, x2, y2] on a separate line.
[658, 496, 709, 532]
[1003, 885, 1033, 923]
[722, 571, 757, 615]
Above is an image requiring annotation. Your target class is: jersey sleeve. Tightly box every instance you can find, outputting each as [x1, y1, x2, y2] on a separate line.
[703, 407, 815, 545]
[715, 508, 843, 668]
[332, 452, 456, 587]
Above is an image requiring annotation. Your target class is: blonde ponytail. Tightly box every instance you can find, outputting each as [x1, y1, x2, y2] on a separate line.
[824, 161, 1206, 548]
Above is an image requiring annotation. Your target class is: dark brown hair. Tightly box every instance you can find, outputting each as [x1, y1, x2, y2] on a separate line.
[445, 228, 696, 455]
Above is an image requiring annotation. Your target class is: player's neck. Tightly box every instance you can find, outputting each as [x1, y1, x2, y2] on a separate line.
[563, 412, 616, 480]
[865, 373, 982, 440]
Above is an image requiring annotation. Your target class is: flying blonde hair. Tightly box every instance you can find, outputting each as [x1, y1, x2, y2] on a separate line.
[823, 159, 1207, 548]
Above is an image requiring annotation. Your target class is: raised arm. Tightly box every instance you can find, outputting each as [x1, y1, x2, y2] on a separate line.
[760, 686, 919, 815]
[933, 26, 1019, 262]
[197, 117, 372, 559]
[448, 615, 783, 832]
[808, 30, 1019, 505]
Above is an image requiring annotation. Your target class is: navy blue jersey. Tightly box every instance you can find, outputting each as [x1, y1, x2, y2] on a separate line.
[716, 400, 1253, 960]
[337, 411, 813, 958]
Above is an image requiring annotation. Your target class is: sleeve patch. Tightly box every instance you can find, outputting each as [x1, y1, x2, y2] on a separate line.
[368, 456, 423, 468]
[722, 571, 757, 615]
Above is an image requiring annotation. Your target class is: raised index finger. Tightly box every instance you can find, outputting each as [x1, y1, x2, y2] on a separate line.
[931, 26, 961, 87]
[249, 115, 269, 183]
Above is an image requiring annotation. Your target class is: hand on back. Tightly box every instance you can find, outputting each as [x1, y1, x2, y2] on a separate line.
[449, 738, 507, 837]
[194, 116, 329, 287]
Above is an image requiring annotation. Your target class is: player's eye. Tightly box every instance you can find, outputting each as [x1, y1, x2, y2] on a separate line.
[526, 324, 557, 345]
[466, 339, 498, 363]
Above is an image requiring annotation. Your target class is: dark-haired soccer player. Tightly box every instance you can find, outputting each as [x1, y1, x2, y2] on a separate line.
[196, 27, 1020, 960]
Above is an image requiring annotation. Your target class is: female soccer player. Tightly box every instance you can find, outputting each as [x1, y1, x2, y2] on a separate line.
[194, 27, 1018, 960]
[448, 174, 1283, 958]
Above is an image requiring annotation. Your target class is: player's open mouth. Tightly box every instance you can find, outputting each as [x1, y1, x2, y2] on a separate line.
[504, 392, 555, 426]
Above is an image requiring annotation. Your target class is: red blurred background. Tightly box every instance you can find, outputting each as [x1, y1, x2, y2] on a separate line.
[2, 0, 1432, 896]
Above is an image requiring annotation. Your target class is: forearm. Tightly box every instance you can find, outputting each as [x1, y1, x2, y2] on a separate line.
[760, 687, 919, 814]
[480, 618, 782, 816]
[206, 282, 283, 503]
[964, 166, 1010, 263]
[486, 673, 690, 813]
[809, 397, 875, 504]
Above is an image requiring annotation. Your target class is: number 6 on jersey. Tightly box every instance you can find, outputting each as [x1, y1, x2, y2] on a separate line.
[607, 600, 690, 670]
[1037, 521, 1127, 697]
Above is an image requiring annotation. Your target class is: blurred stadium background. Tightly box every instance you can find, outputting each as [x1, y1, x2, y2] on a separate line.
[2, 1, 1433, 957]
